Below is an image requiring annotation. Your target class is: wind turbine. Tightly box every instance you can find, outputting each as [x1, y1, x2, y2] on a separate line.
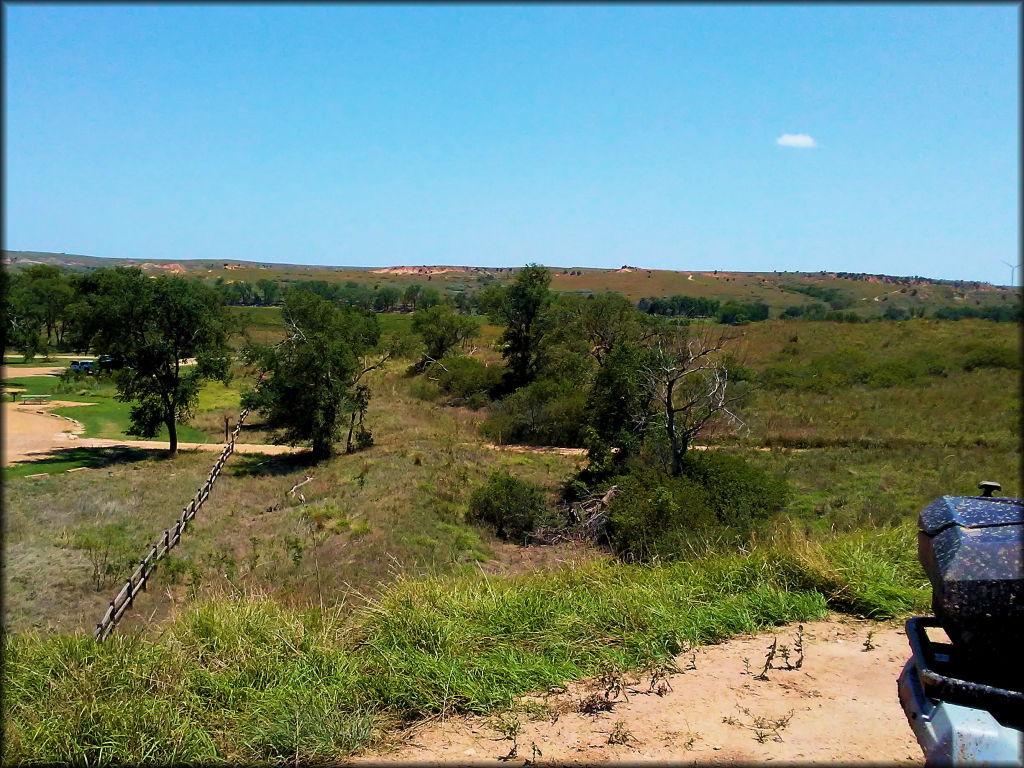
[1001, 260, 1019, 287]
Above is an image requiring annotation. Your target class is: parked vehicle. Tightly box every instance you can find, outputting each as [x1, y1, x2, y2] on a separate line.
[898, 482, 1023, 765]
[97, 354, 123, 372]
[69, 360, 95, 374]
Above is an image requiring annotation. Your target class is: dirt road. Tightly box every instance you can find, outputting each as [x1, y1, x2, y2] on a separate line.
[3, 402, 303, 464]
[357, 617, 923, 765]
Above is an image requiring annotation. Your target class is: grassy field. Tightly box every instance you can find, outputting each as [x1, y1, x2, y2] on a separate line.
[3, 312, 1020, 763]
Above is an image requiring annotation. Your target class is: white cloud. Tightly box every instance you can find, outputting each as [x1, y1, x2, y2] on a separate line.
[777, 133, 818, 148]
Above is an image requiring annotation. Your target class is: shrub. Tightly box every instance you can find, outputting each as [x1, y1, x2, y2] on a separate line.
[431, 356, 503, 403]
[677, 452, 789, 532]
[467, 471, 548, 541]
[605, 468, 715, 561]
[960, 344, 1020, 372]
[482, 378, 588, 447]
[605, 453, 789, 561]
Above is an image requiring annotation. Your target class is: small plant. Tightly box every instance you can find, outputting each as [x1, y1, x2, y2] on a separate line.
[607, 720, 634, 746]
[642, 658, 679, 695]
[528, 741, 542, 764]
[467, 470, 547, 541]
[753, 637, 777, 681]
[598, 660, 630, 702]
[723, 705, 795, 743]
[579, 692, 615, 714]
[493, 712, 521, 761]
[862, 629, 876, 652]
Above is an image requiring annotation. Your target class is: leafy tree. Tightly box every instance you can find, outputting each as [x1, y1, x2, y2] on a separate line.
[3, 272, 44, 361]
[241, 290, 392, 459]
[12, 265, 76, 352]
[418, 286, 442, 309]
[402, 284, 422, 311]
[373, 285, 401, 312]
[256, 278, 281, 305]
[553, 291, 652, 366]
[411, 303, 481, 369]
[85, 268, 233, 456]
[586, 342, 655, 453]
[479, 264, 552, 389]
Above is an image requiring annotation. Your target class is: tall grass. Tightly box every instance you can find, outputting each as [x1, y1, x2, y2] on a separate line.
[4, 524, 926, 764]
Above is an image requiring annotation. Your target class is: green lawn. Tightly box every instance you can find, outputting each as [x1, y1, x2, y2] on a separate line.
[3, 374, 235, 480]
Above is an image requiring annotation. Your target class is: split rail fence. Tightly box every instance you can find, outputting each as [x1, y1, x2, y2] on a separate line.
[93, 402, 256, 642]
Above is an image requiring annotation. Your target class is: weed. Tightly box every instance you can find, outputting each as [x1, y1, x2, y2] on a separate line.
[597, 660, 630, 702]
[607, 720, 635, 746]
[862, 629, 876, 652]
[579, 693, 615, 714]
[723, 704, 796, 743]
[753, 637, 777, 681]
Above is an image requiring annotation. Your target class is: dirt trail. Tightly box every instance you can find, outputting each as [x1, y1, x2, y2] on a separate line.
[356, 617, 922, 765]
[3, 402, 303, 464]
[2, 365, 65, 377]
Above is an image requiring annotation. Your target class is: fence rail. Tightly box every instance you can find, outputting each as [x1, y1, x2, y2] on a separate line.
[94, 404, 255, 642]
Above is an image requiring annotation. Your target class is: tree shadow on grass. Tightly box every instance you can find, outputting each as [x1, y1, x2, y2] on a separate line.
[5, 445, 168, 477]
[230, 450, 320, 477]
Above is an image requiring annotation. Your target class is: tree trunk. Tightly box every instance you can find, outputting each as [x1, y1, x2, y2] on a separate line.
[345, 411, 357, 454]
[665, 379, 682, 477]
[312, 436, 333, 461]
[167, 417, 178, 457]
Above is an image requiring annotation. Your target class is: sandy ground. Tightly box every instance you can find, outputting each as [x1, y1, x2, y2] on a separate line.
[356, 617, 923, 765]
[3, 402, 303, 465]
[2, 365, 65, 377]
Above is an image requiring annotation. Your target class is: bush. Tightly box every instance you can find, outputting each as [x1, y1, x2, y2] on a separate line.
[605, 468, 715, 561]
[605, 454, 789, 561]
[960, 344, 1020, 372]
[481, 378, 588, 447]
[467, 471, 548, 541]
[431, 356, 503, 404]
[677, 452, 789, 532]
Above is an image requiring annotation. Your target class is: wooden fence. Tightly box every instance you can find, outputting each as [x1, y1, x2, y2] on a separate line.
[94, 403, 255, 642]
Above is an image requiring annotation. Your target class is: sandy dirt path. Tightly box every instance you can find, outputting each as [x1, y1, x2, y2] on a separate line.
[2, 365, 65, 378]
[3, 402, 304, 464]
[356, 617, 922, 765]
[4, 403, 87, 463]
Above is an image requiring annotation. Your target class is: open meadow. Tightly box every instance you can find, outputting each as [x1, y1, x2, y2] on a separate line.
[4, 299, 1019, 762]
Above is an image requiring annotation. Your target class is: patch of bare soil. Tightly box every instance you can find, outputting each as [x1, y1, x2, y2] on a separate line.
[1, 365, 65, 377]
[354, 617, 922, 765]
[3, 403, 86, 463]
[3, 402, 304, 464]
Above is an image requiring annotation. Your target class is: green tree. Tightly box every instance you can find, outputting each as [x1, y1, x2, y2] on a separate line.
[85, 268, 233, 456]
[411, 303, 481, 370]
[373, 285, 402, 312]
[553, 291, 651, 367]
[256, 278, 281, 305]
[402, 284, 422, 311]
[241, 290, 392, 459]
[15, 265, 76, 351]
[479, 264, 552, 389]
[3, 272, 44, 361]
[418, 286, 442, 309]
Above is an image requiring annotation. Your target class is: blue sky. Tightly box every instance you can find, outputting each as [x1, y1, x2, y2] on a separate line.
[4, 4, 1019, 284]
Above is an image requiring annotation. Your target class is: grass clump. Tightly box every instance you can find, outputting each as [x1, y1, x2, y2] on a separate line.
[4, 523, 928, 763]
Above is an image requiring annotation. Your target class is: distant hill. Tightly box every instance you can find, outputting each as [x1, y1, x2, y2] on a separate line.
[4, 250, 1017, 319]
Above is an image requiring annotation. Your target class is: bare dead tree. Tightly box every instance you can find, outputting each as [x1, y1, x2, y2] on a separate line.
[640, 326, 747, 476]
